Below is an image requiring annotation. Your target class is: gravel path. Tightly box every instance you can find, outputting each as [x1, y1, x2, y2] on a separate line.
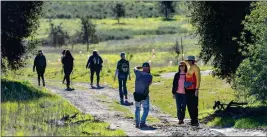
[161, 70, 213, 79]
[32, 80, 266, 136]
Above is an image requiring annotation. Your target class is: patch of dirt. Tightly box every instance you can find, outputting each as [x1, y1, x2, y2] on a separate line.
[33, 80, 266, 136]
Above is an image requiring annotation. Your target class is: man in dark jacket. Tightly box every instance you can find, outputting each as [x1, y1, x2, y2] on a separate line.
[86, 50, 103, 87]
[33, 50, 46, 86]
[114, 52, 131, 105]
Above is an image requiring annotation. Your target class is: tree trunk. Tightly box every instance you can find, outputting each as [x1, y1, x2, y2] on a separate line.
[118, 17, 120, 24]
[86, 39, 89, 52]
[165, 6, 168, 20]
[72, 43, 74, 50]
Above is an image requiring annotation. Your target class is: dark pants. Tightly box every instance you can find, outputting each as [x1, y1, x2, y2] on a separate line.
[175, 93, 187, 121]
[90, 68, 101, 85]
[118, 78, 128, 101]
[36, 67, 45, 86]
[186, 89, 198, 124]
[64, 69, 72, 88]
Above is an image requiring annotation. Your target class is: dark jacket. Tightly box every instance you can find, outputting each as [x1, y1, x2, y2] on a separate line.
[86, 55, 103, 70]
[62, 56, 74, 71]
[117, 59, 130, 76]
[33, 55, 46, 70]
[172, 72, 186, 95]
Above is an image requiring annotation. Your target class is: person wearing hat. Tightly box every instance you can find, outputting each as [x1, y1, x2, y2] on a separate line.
[114, 52, 131, 105]
[86, 50, 103, 88]
[172, 61, 188, 125]
[133, 62, 152, 129]
[33, 50, 46, 87]
[185, 56, 201, 126]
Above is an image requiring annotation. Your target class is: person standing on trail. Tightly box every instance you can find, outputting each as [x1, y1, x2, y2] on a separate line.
[61, 50, 66, 84]
[33, 50, 46, 87]
[184, 56, 201, 126]
[114, 52, 131, 105]
[172, 61, 188, 125]
[133, 62, 152, 128]
[62, 50, 74, 90]
[86, 50, 103, 88]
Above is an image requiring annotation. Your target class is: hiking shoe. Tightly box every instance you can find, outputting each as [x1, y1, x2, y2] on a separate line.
[120, 100, 124, 105]
[191, 122, 199, 127]
[178, 120, 184, 125]
[140, 123, 148, 129]
[135, 124, 140, 128]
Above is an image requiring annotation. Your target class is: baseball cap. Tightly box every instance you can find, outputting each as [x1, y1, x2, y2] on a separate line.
[142, 62, 150, 68]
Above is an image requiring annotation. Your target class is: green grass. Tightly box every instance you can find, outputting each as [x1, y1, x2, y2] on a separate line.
[1, 78, 125, 136]
[35, 16, 192, 41]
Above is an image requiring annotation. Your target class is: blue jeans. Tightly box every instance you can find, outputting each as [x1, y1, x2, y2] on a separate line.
[118, 75, 128, 101]
[175, 93, 187, 120]
[135, 96, 149, 125]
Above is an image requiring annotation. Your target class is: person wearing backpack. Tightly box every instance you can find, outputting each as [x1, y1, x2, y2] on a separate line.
[184, 56, 201, 126]
[86, 50, 103, 88]
[114, 52, 131, 105]
[172, 61, 188, 125]
[33, 50, 46, 87]
[133, 62, 152, 129]
[62, 50, 74, 90]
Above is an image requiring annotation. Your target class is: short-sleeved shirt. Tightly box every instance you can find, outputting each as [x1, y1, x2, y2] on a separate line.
[134, 69, 153, 94]
[117, 59, 130, 76]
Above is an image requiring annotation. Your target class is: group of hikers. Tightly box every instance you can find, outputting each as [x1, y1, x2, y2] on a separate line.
[33, 49, 200, 128]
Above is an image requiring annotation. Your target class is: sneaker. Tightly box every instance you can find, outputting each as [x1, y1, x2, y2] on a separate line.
[135, 124, 140, 128]
[120, 100, 124, 105]
[178, 120, 184, 125]
[140, 123, 148, 129]
[191, 122, 199, 127]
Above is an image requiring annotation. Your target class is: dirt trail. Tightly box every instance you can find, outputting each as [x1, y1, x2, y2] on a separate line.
[34, 80, 266, 136]
[161, 70, 213, 79]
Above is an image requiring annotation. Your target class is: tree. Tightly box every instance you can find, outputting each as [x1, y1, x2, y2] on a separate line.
[48, 20, 69, 48]
[189, 1, 252, 82]
[233, 2, 267, 104]
[159, 1, 176, 20]
[80, 16, 98, 52]
[112, 3, 125, 24]
[1, 1, 43, 71]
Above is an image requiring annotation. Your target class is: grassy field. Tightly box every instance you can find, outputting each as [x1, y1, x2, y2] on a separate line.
[35, 15, 193, 40]
[7, 14, 267, 130]
[1, 78, 125, 136]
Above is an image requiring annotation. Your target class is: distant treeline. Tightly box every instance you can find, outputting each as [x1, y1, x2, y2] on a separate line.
[42, 1, 189, 19]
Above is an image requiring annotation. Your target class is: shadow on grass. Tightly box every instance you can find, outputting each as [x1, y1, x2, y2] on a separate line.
[1, 78, 52, 102]
[202, 106, 267, 128]
[162, 18, 177, 21]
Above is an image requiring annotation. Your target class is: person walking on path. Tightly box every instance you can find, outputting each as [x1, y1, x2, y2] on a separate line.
[33, 50, 46, 87]
[62, 50, 74, 90]
[133, 62, 152, 129]
[172, 61, 188, 125]
[61, 50, 66, 84]
[86, 50, 103, 88]
[184, 56, 201, 126]
[114, 52, 131, 105]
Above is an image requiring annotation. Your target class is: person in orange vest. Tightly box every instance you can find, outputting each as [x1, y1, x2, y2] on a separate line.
[184, 56, 201, 126]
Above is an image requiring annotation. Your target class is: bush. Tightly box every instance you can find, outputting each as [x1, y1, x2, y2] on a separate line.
[233, 2, 267, 104]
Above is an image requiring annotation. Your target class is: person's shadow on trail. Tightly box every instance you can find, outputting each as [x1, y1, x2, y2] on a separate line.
[65, 88, 75, 91]
[140, 126, 157, 131]
[91, 86, 105, 90]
